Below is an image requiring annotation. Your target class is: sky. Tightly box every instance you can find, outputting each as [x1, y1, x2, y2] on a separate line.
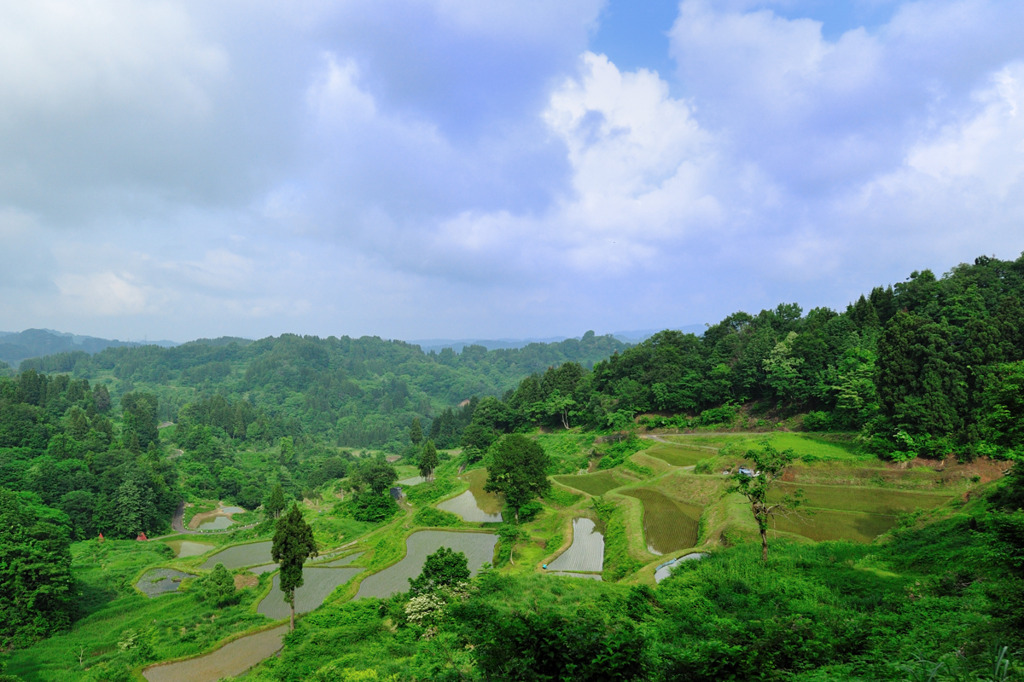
[2, 0, 1023, 344]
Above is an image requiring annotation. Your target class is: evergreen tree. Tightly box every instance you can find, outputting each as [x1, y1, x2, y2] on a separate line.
[271, 504, 317, 630]
[419, 440, 439, 481]
[409, 418, 423, 446]
[265, 484, 286, 519]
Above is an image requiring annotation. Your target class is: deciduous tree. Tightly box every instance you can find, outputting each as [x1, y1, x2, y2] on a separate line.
[485, 434, 551, 523]
[731, 442, 802, 562]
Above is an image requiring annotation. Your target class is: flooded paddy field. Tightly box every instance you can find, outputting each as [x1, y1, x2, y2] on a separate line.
[621, 488, 701, 554]
[188, 504, 247, 531]
[437, 490, 502, 522]
[136, 568, 195, 597]
[199, 541, 273, 570]
[547, 518, 604, 573]
[258, 567, 363, 619]
[143, 624, 288, 682]
[553, 470, 628, 496]
[166, 540, 214, 558]
[355, 530, 497, 599]
[654, 553, 707, 583]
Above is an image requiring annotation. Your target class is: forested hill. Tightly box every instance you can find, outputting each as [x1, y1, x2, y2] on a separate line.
[476, 253, 1024, 462]
[16, 331, 627, 450]
[0, 329, 161, 370]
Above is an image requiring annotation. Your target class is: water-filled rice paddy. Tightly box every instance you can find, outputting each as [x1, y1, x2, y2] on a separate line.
[547, 518, 604, 573]
[136, 568, 195, 597]
[166, 540, 214, 558]
[397, 476, 426, 486]
[553, 470, 627, 496]
[654, 553, 707, 583]
[197, 516, 235, 531]
[200, 541, 273, 570]
[143, 624, 288, 682]
[463, 469, 504, 513]
[355, 531, 497, 599]
[437, 491, 502, 522]
[772, 508, 897, 543]
[621, 488, 701, 554]
[257, 567, 363, 619]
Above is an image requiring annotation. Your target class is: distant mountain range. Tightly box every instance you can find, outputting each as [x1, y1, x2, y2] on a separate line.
[0, 324, 707, 370]
[0, 329, 177, 369]
[409, 326, 705, 353]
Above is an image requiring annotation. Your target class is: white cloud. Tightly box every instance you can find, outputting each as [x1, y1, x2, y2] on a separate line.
[55, 272, 151, 316]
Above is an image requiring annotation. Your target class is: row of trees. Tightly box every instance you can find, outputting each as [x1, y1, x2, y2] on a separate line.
[454, 255, 1024, 461]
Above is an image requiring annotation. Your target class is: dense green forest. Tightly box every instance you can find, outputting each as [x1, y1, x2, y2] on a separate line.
[2, 254, 1024, 680]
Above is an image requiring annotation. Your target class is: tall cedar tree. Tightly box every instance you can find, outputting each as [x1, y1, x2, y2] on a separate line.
[485, 434, 551, 523]
[271, 503, 318, 630]
[419, 440, 439, 481]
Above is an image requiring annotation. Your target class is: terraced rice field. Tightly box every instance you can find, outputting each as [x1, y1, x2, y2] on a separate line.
[257, 567, 363, 619]
[462, 468, 504, 514]
[197, 516, 235, 530]
[143, 625, 288, 682]
[654, 553, 707, 583]
[771, 508, 897, 543]
[553, 470, 627, 496]
[354, 530, 497, 600]
[621, 488, 701, 554]
[547, 518, 604, 574]
[771, 482, 953, 515]
[317, 552, 364, 567]
[438, 491, 502, 522]
[136, 568, 195, 597]
[166, 540, 214, 558]
[643, 443, 710, 467]
[200, 541, 273, 570]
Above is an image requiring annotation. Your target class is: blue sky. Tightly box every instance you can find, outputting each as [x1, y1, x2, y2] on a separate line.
[2, 0, 1023, 344]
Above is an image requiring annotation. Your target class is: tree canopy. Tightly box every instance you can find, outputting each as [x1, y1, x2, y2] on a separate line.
[485, 434, 552, 523]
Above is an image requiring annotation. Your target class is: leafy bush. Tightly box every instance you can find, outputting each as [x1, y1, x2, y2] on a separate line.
[802, 411, 833, 431]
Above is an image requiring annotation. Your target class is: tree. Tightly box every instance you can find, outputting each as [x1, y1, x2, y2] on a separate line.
[408, 546, 470, 595]
[731, 442, 801, 562]
[271, 503, 318, 630]
[0, 489, 75, 648]
[265, 484, 286, 519]
[352, 457, 398, 495]
[409, 418, 423, 446]
[419, 440, 439, 481]
[201, 563, 238, 607]
[485, 434, 551, 523]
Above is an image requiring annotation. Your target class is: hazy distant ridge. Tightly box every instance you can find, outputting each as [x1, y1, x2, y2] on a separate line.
[0, 329, 177, 369]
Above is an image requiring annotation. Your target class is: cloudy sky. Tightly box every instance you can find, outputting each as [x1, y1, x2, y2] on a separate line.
[2, 0, 1023, 344]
